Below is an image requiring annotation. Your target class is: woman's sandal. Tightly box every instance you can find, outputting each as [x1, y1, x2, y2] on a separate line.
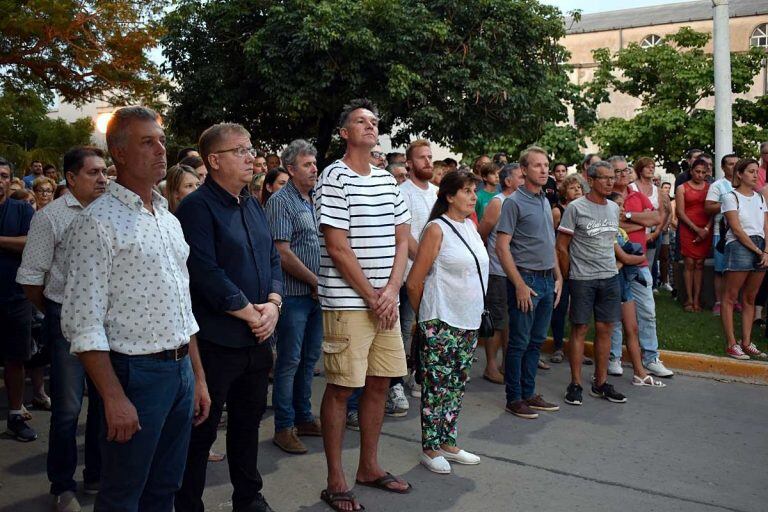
[320, 489, 364, 511]
[632, 375, 666, 387]
[683, 302, 694, 312]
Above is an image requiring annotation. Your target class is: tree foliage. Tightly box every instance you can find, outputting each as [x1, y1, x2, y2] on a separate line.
[0, 91, 93, 174]
[0, 0, 165, 104]
[162, 0, 579, 164]
[582, 27, 767, 171]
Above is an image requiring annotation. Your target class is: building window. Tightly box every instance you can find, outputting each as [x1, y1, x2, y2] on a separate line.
[751, 23, 768, 48]
[640, 34, 662, 48]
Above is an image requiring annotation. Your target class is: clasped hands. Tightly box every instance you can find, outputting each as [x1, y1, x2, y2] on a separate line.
[368, 284, 399, 330]
[244, 302, 280, 342]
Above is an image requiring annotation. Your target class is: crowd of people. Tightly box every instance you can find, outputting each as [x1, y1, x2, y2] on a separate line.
[1, 98, 767, 512]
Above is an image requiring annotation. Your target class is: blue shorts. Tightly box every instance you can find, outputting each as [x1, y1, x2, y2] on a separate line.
[618, 271, 634, 303]
[724, 236, 766, 272]
[568, 275, 622, 325]
[713, 234, 726, 273]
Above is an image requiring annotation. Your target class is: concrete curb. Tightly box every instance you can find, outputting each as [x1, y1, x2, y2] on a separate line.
[541, 338, 768, 385]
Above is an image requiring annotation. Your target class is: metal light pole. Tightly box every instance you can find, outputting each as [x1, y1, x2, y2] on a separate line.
[712, 0, 733, 179]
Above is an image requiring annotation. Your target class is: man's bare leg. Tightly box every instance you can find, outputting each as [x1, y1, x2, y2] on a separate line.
[321, 383, 360, 511]
[568, 324, 588, 386]
[593, 322, 614, 386]
[356, 375, 408, 491]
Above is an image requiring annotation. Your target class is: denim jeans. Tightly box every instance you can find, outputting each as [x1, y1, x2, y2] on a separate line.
[176, 339, 270, 512]
[45, 300, 101, 496]
[550, 280, 570, 350]
[505, 272, 555, 403]
[272, 295, 322, 431]
[97, 352, 194, 512]
[610, 266, 660, 365]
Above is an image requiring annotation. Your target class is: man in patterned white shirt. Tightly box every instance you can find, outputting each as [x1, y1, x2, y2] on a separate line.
[314, 98, 412, 511]
[60, 106, 210, 512]
[16, 146, 108, 511]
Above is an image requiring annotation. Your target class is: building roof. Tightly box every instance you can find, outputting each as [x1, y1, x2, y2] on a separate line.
[565, 0, 768, 34]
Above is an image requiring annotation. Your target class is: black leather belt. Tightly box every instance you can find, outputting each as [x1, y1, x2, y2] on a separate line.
[112, 344, 189, 361]
[518, 267, 554, 277]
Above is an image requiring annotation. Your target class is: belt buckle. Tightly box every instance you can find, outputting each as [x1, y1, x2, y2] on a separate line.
[172, 346, 183, 361]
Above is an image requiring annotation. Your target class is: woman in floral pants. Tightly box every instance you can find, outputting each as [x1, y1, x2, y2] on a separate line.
[406, 170, 489, 475]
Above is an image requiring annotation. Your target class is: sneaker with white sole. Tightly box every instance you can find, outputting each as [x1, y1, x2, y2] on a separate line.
[742, 343, 767, 359]
[608, 357, 623, 376]
[420, 452, 451, 474]
[385, 384, 409, 417]
[726, 344, 750, 360]
[54, 491, 81, 512]
[590, 382, 627, 403]
[661, 282, 673, 292]
[644, 358, 674, 378]
[405, 372, 421, 398]
[438, 448, 480, 465]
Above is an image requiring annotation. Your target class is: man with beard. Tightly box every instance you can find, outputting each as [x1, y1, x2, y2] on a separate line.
[394, 139, 437, 406]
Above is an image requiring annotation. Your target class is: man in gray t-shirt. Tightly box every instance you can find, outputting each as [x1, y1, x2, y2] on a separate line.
[556, 161, 624, 407]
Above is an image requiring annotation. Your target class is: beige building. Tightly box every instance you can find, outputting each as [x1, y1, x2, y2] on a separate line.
[563, 0, 768, 121]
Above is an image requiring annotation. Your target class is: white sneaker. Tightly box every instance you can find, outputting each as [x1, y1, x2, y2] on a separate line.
[661, 282, 673, 292]
[438, 448, 481, 465]
[608, 358, 623, 376]
[55, 491, 81, 512]
[385, 384, 409, 417]
[644, 358, 674, 378]
[419, 452, 451, 474]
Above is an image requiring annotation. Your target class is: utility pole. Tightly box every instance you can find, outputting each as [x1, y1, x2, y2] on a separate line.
[712, 0, 732, 179]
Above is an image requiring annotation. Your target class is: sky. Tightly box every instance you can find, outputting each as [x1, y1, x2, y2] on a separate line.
[544, 0, 694, 15]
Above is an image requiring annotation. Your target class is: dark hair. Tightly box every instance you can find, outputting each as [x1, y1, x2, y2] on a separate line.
[179, 154, 204, 169]
[63, 146, 106, 175]
[0, 157, 12, 171]
[690, 157, 709, 172]
[386, 152, 404, 164]
[54, 184, 68, 199]
[686, 148, 703, 159]
[338, 98, 379, 128]
[551, 162, 568, 172]
[582, 153, 599, 170]
[177, 147, 198, 162]
[30, 160, 42, 166]
[43, 163, 56, 172]
[732, 158, 760, 187]
[443, 157, 457, 167]
[607, 192, 623, 202]
[428, 170, 481, 222]
[479, 162, 500, 179]
[721, 153, 738, 167]
[261, 167, 289, 205]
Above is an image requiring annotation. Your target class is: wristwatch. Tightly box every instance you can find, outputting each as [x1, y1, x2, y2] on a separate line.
[268, 298, 283, 315]
[624, 212, 633, 220]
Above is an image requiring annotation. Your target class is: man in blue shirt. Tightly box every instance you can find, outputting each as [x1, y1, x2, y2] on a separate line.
[0, 158, 37, 442]
[175, 123, 283, 512]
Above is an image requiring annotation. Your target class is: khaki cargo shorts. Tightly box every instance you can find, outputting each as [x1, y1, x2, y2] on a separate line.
[322, 310, 408, 388]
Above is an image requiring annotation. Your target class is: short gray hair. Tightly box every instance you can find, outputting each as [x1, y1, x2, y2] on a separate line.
[386, 163, 406, 174]
[499, 162, 520, 185]
[607, 155, 626, 165]
[761, 141, 768, 152]
[281, 139, 317, 170]
[587, 160, 612, 178]
[106, 106, 161, 151]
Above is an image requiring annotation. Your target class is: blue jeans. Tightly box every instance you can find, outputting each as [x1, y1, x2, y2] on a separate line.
[611, 266, 660, 365]
[45, 300, 101, 496]
[505, 272, 555, 403]
[272, 296, 322, 431]
[97, 352, 194, 512]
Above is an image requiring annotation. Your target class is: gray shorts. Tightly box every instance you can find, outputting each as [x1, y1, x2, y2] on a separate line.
[486, 274, 509, 331]
[568, 276, 621, 325]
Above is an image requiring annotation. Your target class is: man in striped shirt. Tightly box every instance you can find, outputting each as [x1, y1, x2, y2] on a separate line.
[314, 99, 412, 510]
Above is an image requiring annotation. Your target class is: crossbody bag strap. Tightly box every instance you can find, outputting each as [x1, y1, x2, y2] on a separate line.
[436, 216, 486, 300]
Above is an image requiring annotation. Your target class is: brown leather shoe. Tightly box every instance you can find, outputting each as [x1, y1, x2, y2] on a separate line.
[296, 418, 322, 437]
[273, 428, 307, 454]
[526, 394, 560, 412]
[505, 400, 539, 419]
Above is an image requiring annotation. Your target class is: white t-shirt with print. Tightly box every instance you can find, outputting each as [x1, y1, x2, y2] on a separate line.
[722, 190, 766, 245]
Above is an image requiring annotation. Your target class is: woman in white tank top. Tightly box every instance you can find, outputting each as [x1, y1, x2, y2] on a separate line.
[406, 170, 489, 475]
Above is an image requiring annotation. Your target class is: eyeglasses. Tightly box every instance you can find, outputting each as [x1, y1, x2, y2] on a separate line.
[370, 151, 385, 159]
[614, 169, 629, 175]
[214, 146, 257, 158]
[36, 188, 54, 194]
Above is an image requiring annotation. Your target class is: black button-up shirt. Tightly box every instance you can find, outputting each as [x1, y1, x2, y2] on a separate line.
[176, 177, 283, 348]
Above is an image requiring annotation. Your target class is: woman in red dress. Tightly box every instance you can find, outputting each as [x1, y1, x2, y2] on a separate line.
[675, 158, 713, 311]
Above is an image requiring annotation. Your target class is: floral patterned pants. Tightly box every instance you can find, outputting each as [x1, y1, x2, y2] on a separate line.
[419, 319, 478, 451]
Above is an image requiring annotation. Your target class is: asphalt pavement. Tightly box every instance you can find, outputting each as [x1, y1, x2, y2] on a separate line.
[1, 361, 766, 512]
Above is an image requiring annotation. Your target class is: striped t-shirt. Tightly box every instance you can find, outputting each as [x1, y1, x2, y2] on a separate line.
[314, 159, 411, 310]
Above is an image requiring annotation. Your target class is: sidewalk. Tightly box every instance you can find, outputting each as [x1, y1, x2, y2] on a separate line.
[1, 362, 766, 512]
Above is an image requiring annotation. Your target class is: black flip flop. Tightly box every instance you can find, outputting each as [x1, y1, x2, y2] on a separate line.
[355, 472, 412, 494]
[320, 489, 365, 511]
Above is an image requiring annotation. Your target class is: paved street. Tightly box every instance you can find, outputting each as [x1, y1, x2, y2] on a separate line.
[1, 362, 766, 512]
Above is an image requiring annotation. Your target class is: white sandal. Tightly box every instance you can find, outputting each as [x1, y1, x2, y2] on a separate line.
[632, 375, 666, 388]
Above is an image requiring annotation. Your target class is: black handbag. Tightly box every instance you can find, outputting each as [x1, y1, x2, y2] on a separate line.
[437, 217, 494, 337]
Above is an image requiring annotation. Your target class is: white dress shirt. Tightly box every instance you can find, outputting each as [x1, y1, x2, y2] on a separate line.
[16, 193, 84, 304]
[61, 182, 199, 355]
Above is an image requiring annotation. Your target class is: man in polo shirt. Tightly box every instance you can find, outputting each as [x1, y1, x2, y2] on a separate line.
[175, 123, 283, 512]
[0, 158, 37, 443]
[265, 139, 323, 455]
[557, 160, 626, 406]
[16, 146, 107, 510]
[61, 106, 209, 512]
[607, 156, 672, 379]
[315, 98, 412, 510]
[495, 147, 563, 419]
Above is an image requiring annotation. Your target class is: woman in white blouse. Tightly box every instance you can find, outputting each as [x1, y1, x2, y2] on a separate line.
[406, 170, 489, 475]
[721, 158, 768, 360]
